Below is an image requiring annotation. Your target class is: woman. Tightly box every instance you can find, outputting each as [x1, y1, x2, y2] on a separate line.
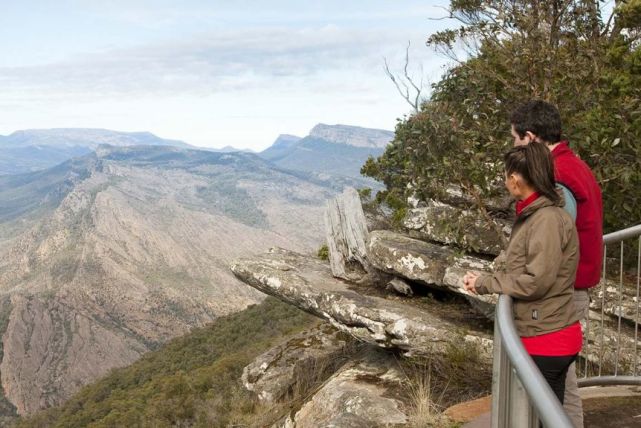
[463, 143, 581, 403]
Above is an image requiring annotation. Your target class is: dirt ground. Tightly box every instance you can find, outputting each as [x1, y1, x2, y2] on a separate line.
[584, 395, 641, 427]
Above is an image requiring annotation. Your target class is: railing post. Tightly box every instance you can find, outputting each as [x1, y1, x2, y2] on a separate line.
[491, 306, 538, 427]
[508, 372, 537, 427]
[493, 295, 571, 427]
[491, 316, 507, 428]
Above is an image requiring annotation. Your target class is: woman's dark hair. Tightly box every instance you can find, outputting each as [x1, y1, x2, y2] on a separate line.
[510, 100, 562, 143]
[504, 143, 560, 205]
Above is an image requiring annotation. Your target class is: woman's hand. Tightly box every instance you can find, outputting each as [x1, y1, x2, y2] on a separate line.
[463, 271, 480, 294]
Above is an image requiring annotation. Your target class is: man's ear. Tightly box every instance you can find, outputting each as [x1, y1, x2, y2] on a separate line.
[525, 131, 538, 142]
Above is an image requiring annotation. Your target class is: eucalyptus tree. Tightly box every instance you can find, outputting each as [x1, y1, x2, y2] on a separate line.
[364, 0, 641, 233]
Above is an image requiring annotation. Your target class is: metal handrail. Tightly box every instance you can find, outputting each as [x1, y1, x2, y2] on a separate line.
[603, 224, 641, 245]
[579, 223, 641, 387]
[494, 295, 573, 427]
[493, 223, 641, 427]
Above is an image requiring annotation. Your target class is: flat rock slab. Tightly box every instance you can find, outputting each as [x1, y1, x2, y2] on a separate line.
[404, 202, 509, 256]
[278, 350, 408, 428]
[367, 230, 497, 317]
[231, 247, 483, 356]
[242, 323, 350, 403]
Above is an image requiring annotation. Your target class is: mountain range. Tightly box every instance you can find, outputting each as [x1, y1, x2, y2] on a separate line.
[0, 147, 331, 415]
[0, 123, 392, 416]
[0, 129, 259, 175]
[0, 124, 392, 179]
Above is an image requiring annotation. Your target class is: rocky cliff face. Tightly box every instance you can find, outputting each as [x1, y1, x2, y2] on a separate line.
[0, 146, 337, 414]
[259, 124, 390, 181]
[308, 124, 393, 148]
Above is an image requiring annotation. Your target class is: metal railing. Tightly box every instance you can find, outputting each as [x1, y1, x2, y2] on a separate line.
[491, 224, 641, 428]
[578, 224, 641, 387]
[492, 295, 574, 427]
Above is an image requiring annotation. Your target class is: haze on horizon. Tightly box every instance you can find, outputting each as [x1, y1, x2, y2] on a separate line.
[0, 0, 454, 151]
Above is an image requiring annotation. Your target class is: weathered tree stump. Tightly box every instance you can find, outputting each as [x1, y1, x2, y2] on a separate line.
[324, 187, 371, 281]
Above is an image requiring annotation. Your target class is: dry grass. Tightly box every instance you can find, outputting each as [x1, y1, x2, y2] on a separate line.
[400, 358, 457, 428]
[398, 338, 492, 428]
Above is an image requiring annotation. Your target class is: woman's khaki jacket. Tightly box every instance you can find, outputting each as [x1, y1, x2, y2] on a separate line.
[475, 195, 580, 337]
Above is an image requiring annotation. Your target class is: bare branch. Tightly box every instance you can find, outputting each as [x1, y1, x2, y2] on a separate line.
[383, 41, 425, 112]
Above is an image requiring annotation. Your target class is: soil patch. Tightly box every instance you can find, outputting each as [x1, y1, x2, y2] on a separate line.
[584, 395, 641, 427]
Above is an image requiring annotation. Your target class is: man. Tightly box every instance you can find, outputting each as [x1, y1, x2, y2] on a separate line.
[510, 100, 603, 428]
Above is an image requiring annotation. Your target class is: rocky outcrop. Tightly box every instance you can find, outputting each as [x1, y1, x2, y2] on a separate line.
[367, 230, 497, 317]
[231, 248, 492, 357]
[232, 185, 641, 426]
[403, 201, 510, 255]
[433, 184, 512, 213]
[242, 323, 351, 404]
[277, 350, 408, 428]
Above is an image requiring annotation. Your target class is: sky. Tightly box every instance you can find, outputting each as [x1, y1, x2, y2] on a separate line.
[0, 0, 455, 150]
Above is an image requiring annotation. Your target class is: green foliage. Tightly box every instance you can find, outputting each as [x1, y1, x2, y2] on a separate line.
[356, 187, 371, 199]
[364, 0, 641, 233]
[17, 298, 316, 428]
[317, 244, 329, 261]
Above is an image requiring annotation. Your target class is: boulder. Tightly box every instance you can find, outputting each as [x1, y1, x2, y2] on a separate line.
[386, 278, 414, 297]
[439, 184, 512, 213]
[241, 323, 351, 403]
[403, 200, 510, 256]
[367, 230, 497, 316]
[231, 247, 492, 356]
[277, 350, 408, 428]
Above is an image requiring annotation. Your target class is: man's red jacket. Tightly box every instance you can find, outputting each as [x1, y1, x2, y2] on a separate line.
[552, 142, 603, 289]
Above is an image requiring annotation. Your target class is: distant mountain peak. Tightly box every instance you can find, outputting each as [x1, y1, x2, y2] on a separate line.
[214, 145, 255, 153]
[308, 124, 393, 148]
[272, 134, 302, 148]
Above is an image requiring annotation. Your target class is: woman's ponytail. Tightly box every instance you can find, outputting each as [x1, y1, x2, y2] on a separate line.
[504, 143, 560, 205]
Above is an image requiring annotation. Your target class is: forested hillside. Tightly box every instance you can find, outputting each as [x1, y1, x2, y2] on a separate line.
[16, 298, 317, 428]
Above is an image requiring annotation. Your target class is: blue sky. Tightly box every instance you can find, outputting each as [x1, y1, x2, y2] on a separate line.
[0, 0, 455, 150]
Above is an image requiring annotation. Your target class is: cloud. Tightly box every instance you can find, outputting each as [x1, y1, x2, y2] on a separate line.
[0, 25, 429, 99]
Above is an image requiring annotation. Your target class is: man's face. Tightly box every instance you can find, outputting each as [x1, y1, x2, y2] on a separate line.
[511, 125, 532, 147]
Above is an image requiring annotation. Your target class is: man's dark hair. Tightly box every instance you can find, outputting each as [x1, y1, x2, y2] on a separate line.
[510, 100, 563, 143]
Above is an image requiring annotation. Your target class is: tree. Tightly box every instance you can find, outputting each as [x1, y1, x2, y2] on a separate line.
[364, 0, 641, 233]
